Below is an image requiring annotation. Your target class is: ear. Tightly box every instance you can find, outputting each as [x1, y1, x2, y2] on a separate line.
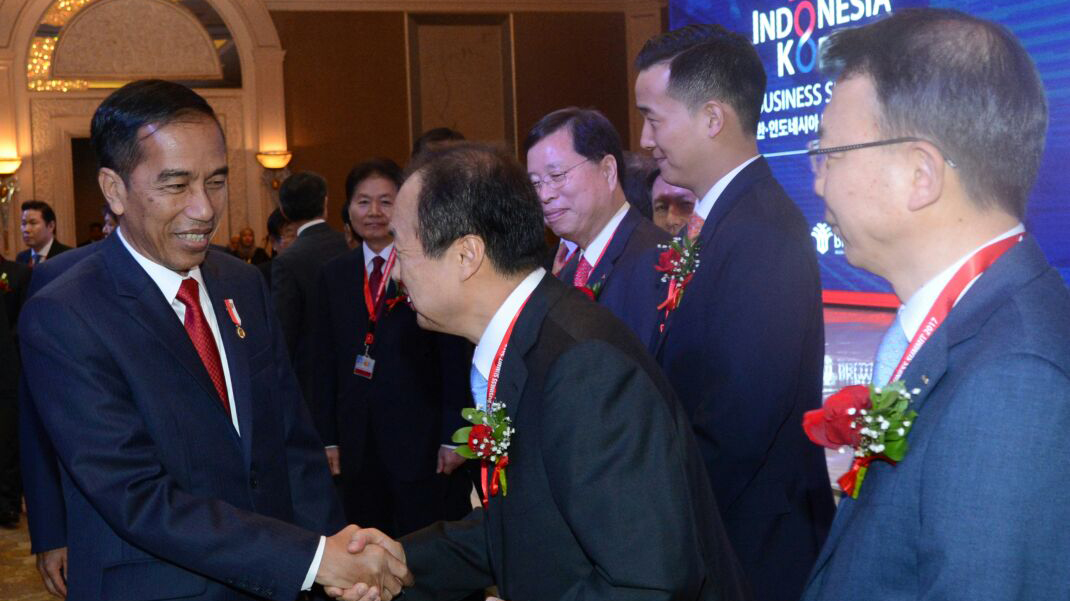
[600, 154, 619, 193]
[700, 100, 726, 139]
[456, 234, 486, 282]
[97, 167, 128, 217]
[905, 141, 946, 212]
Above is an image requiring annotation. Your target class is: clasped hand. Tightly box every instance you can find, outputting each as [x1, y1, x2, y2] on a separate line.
[316, 525, 413, 601]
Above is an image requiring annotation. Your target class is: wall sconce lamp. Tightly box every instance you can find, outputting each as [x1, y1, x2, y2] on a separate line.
[0, 158, 21, 252]
[256, 150, 293, 190]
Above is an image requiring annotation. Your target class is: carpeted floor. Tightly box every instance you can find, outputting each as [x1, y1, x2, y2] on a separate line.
[0, 514, 51, 601]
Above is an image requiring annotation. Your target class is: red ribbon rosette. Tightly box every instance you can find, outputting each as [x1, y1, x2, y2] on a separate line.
[467, 424, 494, 458]
[655, 247, 681, 274]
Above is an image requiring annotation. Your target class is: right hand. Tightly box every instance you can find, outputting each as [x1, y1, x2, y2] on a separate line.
[325, 447, 341, 476]
[316, 526, 412, 600]
[36, 547, 68, 598]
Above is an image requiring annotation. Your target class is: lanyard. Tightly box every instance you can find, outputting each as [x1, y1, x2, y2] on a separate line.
[479, 297, 529, 504]
[360, 248, 397, 353]
[889, 234, 1022, 382]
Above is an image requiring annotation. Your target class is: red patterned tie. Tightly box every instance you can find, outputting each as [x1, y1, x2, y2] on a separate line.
[686, 213, 705, 241]
[176, 278, 230, 417]
[572, 256, 593, 288]
[368, 256, 385, 305]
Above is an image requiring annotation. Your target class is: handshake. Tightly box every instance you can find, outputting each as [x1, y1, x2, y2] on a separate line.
[315, 525, 414, 601]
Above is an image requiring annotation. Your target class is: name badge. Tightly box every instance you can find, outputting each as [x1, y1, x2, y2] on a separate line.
[353, 354, 376, 379]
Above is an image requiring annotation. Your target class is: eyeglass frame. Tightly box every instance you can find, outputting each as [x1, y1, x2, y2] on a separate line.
[806, 137, 957, 175]
[529, 158, 592, 191]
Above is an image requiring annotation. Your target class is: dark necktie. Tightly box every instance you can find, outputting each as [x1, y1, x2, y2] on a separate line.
[176, 278, 230, 416]
[369, 256, 385, 305]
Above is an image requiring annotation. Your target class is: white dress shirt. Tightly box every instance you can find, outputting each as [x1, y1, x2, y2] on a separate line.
[472, 268, 546, 382]
[896, 223, 1026, 340]
[117, 227, 325, 590]
[694, 155, 761, 221]
[576, 203, 628, 269]
[296, 218, 326, 237]
[363, 241, 394, 274]
[33, 237, 55, 263]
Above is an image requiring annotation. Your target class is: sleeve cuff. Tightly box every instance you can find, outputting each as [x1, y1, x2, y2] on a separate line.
[302, 536, 327, 591]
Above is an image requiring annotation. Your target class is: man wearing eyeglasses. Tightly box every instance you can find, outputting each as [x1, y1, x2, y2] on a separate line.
[802, 9, 1070, 601]
[525, 107, 668, 349]
[634, 24, 834, 601]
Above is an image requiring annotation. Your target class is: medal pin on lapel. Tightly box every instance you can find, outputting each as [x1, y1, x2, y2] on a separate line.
[224, 299, 245, 339]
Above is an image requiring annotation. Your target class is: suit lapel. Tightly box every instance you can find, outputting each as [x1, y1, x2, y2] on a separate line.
[586, 208, 638, 289]
[201, 255, 253, 461]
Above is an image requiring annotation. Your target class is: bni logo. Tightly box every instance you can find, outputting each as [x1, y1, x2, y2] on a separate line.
[811, 222, 843, 255]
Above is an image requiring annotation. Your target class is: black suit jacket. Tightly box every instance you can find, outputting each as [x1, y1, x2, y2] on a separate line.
[311, 248, 471, 481]
[16, 240, 71, 264]
[19, 235, 344, 600]
[0, 257, 29, 330]
[654, 158, 834, 601]
[403, 275, 750, 601]
[558, 207, 669, 349]
[271, 222, 350, 408]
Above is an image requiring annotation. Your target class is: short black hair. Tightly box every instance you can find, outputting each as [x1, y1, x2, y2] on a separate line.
[278, 171, 328, 222]
[523, 107, 626, 185]
[21, 200, 56, 225]
[822, 8, 1047, 218]
[622, 152, 656, 221]
[266, 207, 289, 241]
[412, 127, 466, 159]
[408, 143, 545, 275]
[345, 158, 403, 202]
[636, 24, 766, 135]
[90, 79, 220, 183]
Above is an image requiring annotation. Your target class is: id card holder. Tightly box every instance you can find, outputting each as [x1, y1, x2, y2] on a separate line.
[353, 354, 376, 379]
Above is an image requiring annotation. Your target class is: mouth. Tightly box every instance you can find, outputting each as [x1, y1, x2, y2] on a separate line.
[174, 231, 212, 250]
[543, 207, 568, 224]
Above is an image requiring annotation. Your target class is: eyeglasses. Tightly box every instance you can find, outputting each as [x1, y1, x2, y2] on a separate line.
[529, 159, 590, 191]
[807, 137, 956, 174]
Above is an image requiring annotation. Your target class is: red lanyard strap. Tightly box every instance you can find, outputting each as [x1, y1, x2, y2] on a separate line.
[889, 234, 1022, 382]
[485, 298, 529, 411]
[361, 248, 397, 350]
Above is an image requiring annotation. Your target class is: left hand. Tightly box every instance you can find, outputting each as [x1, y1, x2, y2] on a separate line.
[436, 445, 466, 475]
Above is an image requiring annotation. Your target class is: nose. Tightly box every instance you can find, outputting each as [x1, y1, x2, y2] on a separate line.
[537, 183, 557, 204]
[640, 120, 655, 151]
[368, 200, 385, 217]
[185, 182, 216, 222]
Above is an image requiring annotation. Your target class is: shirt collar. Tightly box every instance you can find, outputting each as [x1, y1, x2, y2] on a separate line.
[296, 219, 326, 237]
[578, 203, 628, 268]
[362, 242, 394, 272]
[694, 155, 760, 221]
[116, 226, 207, 304]
[36, 237, 54, 260]
[898, 223, 1025, 340]
[472, 267, 546, 380]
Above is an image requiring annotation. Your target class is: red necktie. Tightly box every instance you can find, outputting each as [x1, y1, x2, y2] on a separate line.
[176, 278, 230, 417]
[572, 256, 593, 288]
[368, 256, 385, 305]
[686, 213, 705, 241]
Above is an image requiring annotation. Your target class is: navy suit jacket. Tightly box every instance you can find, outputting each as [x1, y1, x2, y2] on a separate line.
[403, 275, 750, 601]
[311, 248, 471, 481]
[558, 207, 669, 350]
[16, 240, 71, 264]
[803, 237, 1070, 601]
[18, 242, 100, 554]
[654, 158, 834, 601]
[19, 234, 345, 600]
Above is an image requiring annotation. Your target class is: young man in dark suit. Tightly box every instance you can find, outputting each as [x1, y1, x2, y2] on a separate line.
[17, 200, 71, 266]
[329, 143, 749, 601]
[525, 108, 669, 350]
[803, 10, 1070, 599]
[272, 171, 350, 414]
[312, 158, 473, 537]
[634, 25, 834, 601]
[19, 79, 409, 601]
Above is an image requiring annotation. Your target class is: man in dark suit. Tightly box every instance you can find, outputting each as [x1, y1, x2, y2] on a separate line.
[329, 143, 749, 601]
[272, 171, 350, 412]
[312, 158, 472, 537]
[19, 79, 409, 600]
[0, 285, 19, 529]
[524, 107, 668, 349]
[634, 25, 834, 601]
[802, 10, 1070, 599]
[17, 200, 71, 266]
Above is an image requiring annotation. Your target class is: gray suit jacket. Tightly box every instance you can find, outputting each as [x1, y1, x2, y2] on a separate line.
[803, 237, 1070, 601]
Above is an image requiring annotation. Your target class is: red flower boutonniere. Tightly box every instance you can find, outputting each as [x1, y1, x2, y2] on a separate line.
[452, 406, 515, 499]
[579, 275, 606, 302]
[0, 272, 9, 294]
[385, 282, 410, 312]
[803, 381, 919, 499]
[655, 236, 701, 315]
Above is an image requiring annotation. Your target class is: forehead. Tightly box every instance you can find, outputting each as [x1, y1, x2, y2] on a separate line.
[354, 175, 398, 195]
[134, 117, 225, 168]
[22, 209, 43, 219]
[636, 64, 672, 104]
[527, 128, 579, 166]
[821, 75, 882, 141]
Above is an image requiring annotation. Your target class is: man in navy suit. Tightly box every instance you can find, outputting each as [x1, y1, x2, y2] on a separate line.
[18, 79, 410, 600]
[802, 9, 1070, 600]
[312, 158, 473, 537]
[524, 107, 668, 349]
[634, 25, 834, 601]
[17, 200, 71, 266]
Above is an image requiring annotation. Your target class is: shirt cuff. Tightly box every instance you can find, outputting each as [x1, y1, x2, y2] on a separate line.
[324, 445, 339, 450]
[302, 536, 327, 591]
[441, 444, 458, 450]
